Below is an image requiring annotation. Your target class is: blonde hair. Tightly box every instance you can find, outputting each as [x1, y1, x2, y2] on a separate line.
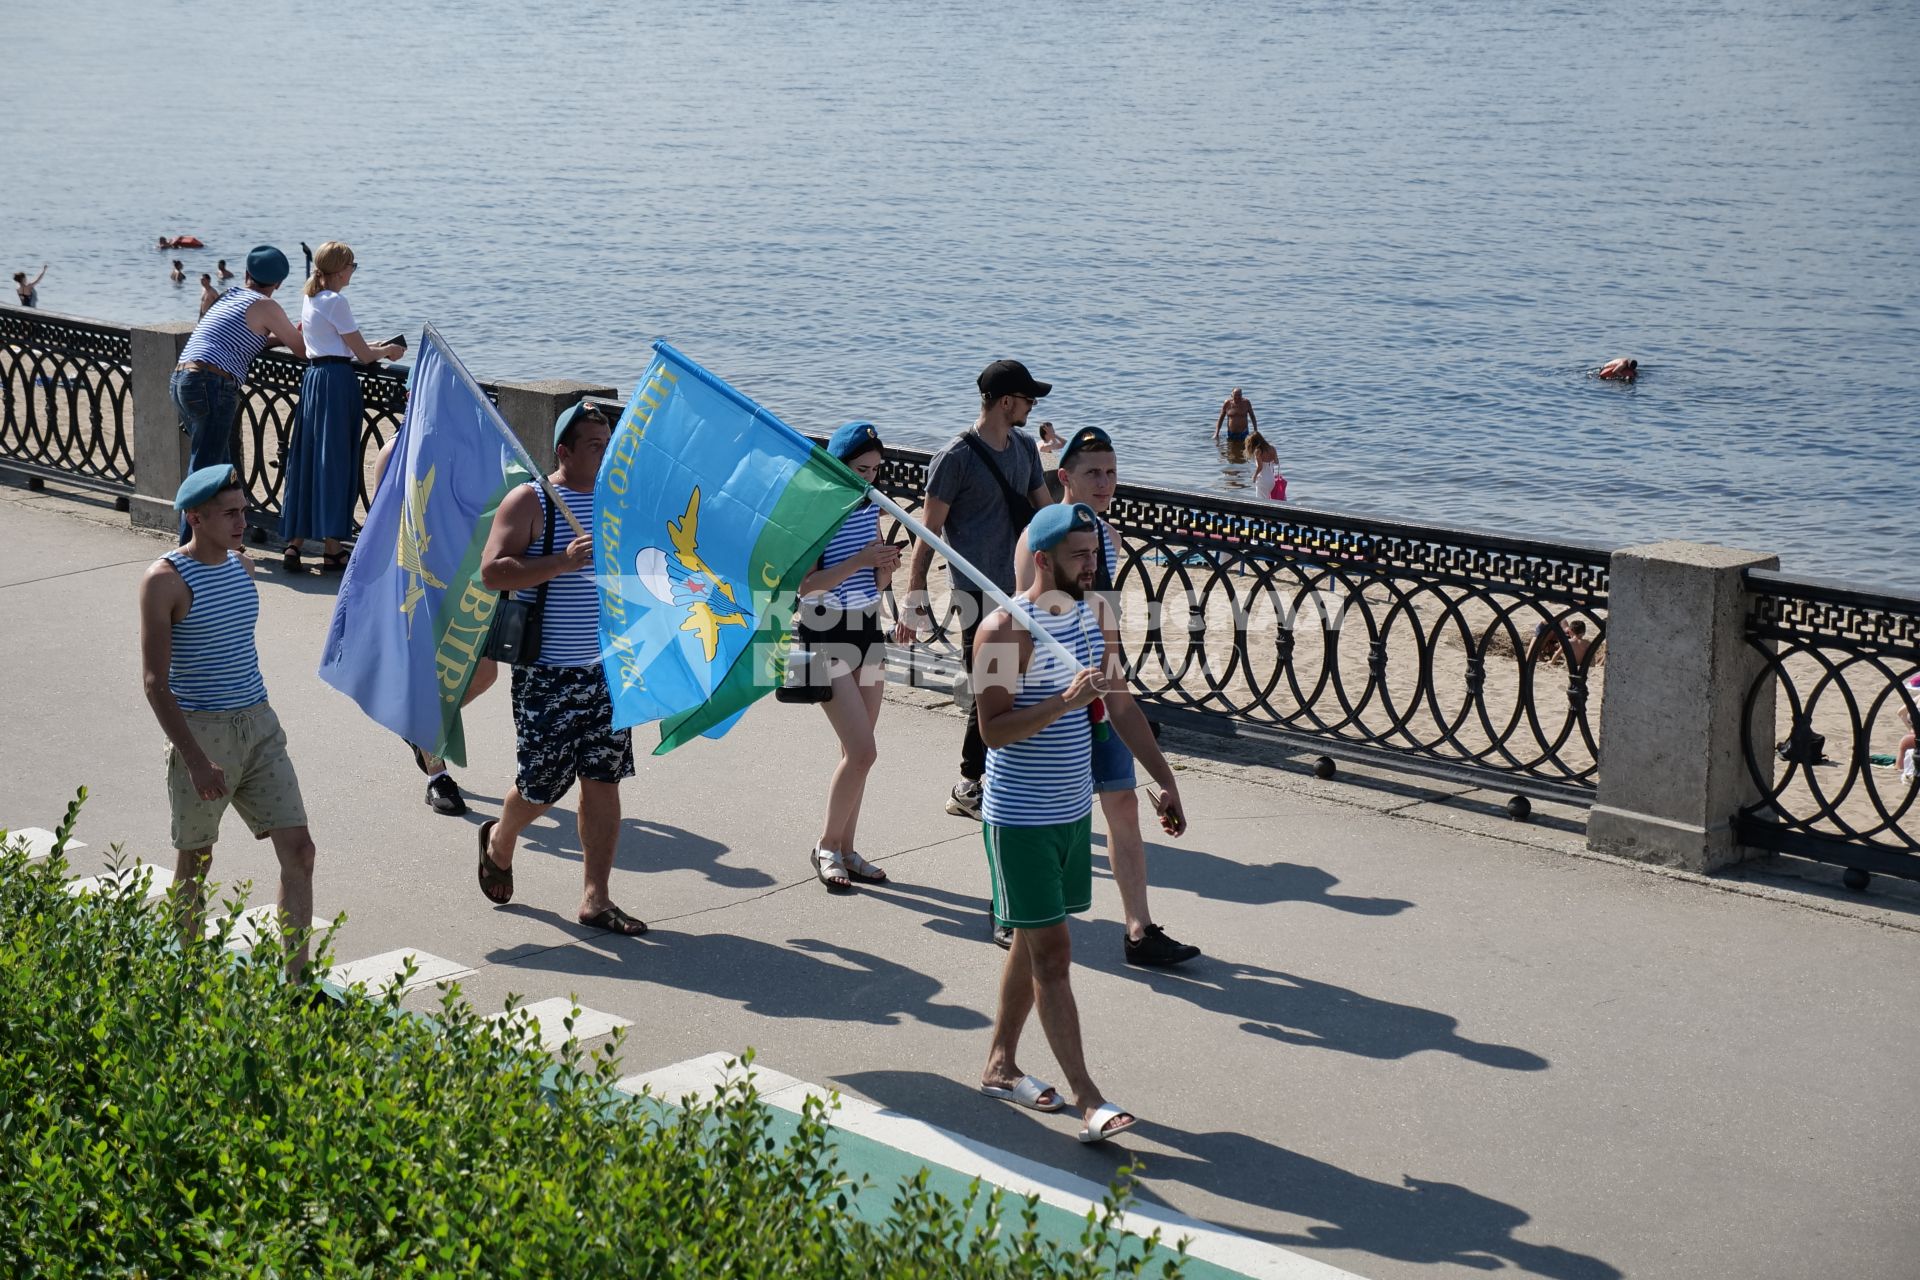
[305, 241, 355, 297]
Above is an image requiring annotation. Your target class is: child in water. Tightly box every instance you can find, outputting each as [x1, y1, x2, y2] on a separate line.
[1246, 431, 1286, 501]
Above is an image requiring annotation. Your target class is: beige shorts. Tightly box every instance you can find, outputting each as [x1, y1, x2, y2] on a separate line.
[166, 702, 308, 850]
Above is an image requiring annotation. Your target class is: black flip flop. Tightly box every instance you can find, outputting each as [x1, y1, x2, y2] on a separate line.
[476, 819, 512, 905]
[579, 905, 648, 936]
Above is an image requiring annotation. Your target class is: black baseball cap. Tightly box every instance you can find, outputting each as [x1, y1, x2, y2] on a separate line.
[977, 359, 1051, 401]
[1059, 425, 1114, 466]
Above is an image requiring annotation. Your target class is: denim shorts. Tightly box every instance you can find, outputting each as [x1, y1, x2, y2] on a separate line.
[1091, 726, 1137, 793]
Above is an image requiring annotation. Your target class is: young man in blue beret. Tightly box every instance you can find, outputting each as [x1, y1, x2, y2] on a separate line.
[1014, 427, 1201, 968]
[972, 501, 1189, 1144]
[139, 465, 319, 982]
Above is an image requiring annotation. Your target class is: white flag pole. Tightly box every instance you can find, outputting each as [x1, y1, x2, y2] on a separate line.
[865, 487, 1086, 675]
[422, 322, 590, 542]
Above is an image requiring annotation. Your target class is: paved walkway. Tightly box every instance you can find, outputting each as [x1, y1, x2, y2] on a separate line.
[4, 482, 1919, 1280]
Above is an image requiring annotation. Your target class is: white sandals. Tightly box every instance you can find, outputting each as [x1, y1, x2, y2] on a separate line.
[812, 846, 851, 893]
[978, 1074, 1066, 1113]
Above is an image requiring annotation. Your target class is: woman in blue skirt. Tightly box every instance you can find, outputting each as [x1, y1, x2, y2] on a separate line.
[280, 241, 404, 571]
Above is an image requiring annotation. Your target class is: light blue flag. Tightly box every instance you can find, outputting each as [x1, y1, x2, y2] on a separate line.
[318, 326, 530, 766]
[596, 342, 868, 753]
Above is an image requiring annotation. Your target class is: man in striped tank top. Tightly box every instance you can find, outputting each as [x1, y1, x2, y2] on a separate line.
[474, 402, 648, 937]
[171, 245, 306, 542]
[973, 503, 1190, 1144]
[139, 466, 319, 983]
[1015, 427, 1201, 968]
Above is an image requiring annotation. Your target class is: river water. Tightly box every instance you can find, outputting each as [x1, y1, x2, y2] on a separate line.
[3, 1, 1915, 587]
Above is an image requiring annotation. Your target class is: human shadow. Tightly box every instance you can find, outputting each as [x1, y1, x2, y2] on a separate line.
[857, 878, 996, 941]
[513, 808, 777, 889]
[489, 930, 990, 1030]
[1101, 933, 1545, 1070]
[1090, 844, 1413, 915]
[835, 1069, 1617, 1280]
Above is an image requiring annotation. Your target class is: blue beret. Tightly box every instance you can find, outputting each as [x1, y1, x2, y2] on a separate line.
[554, 399, 611, 447]
[1059, 425, 1113, 466]
[827, 419, 883, 461]
[1028, 501, 1099, 552]
[245, 245, 290, 286]
[175, 464, 240, 511]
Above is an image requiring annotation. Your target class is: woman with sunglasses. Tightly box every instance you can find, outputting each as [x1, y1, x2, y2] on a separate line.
[798, 421, 901, 892]
[280, 241, 404, 571]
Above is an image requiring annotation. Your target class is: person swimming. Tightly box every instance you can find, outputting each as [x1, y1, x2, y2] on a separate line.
[1596, 357, 1638, 381]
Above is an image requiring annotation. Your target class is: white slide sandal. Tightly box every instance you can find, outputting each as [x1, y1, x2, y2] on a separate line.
[979, 1074, 1066, 1113]
[1076, 1101, 1137, 1143]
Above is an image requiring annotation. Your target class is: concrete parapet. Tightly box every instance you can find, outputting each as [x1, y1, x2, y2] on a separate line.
[1589, 540, 1778, 872]
[490, 378, 618, 476]
[126, 322, 196, 533]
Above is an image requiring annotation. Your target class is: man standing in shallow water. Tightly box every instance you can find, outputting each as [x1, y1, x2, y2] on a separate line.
[1213, 387, 1258, 444]
[139, 465, 319, 983]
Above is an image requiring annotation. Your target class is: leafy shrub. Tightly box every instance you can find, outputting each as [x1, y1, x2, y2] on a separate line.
[0, 790, 1186, 1279]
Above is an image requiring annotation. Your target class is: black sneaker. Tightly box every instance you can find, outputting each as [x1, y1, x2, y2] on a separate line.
[425, 774, 468, 817]
[993, 922, 1014, 950]
[1125, 924, 1200, 967]
[946, 779, 983, 821]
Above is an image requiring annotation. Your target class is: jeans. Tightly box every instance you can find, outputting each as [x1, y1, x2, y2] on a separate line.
[169, 368, 241, 542]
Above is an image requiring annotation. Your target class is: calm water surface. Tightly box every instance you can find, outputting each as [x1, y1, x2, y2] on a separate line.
[4, 1, 1916, 586]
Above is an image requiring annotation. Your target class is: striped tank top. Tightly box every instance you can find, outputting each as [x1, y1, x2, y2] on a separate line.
[982, 600, 1104, 827]
[179, 288, 272, 382]
[165, 550, 267, 711]
[513, 482, 601, 667]
[808, 503, 881, 611]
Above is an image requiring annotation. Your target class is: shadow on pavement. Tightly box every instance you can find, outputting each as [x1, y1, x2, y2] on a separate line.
[857, 878, 995, 941]
[489, 930, 990, 1030]
[834, 1069, 1619, 1280]
[1093, 846, 1415, 915]
[1092, 926, 1546, 1070]
[511, 809, 778, 889]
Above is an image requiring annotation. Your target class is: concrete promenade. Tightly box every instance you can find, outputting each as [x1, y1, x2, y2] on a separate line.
[4, 481, 1918, 1280]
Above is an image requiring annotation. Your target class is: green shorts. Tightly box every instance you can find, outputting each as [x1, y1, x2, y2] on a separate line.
[983, 815, 1093, 930]
[166, 702, 307, 850]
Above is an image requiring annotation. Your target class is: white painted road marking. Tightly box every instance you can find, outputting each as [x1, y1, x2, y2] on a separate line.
[488, 997, 633, 1051]
[8, 827, 86, 861]
[330, 949, 476, 994]
[67, 862, 174, 899]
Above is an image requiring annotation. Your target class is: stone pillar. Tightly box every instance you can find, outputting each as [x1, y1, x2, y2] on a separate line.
[490, 379, 618, 477]
[127, 321, 196, 533]
[1588, 540, 1779, 872]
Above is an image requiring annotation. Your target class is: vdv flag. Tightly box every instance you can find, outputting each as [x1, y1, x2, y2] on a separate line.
[318, 325, 529, 766]
[597, 341, 868, 754]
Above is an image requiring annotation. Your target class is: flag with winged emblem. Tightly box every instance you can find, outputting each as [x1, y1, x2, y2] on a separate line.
[596, 341, 869, 753]
[318, 326, 530, 766]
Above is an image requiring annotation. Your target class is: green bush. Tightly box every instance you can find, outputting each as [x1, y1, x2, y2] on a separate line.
[0, 791, 1186, 1279]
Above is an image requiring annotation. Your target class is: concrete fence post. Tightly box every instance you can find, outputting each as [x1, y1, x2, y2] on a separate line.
[1588, 540, 1779, 872]
[490, 378, 619, 477]
[127, 321, 196, 533]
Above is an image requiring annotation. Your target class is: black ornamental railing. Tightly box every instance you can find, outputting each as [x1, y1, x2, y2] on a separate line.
[0, 309, 134, 499]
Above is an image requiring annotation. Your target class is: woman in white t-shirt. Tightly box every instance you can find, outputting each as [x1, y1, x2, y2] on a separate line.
[279, 240, 404, 571]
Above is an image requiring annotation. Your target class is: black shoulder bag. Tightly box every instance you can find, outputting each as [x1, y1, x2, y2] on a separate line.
[959, 431, 1037, 531]
[483, 487, 556, 666]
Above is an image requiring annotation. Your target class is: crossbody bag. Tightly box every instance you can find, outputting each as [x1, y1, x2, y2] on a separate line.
[958, 430, 1037, 532]
[482, 485, 556, 667]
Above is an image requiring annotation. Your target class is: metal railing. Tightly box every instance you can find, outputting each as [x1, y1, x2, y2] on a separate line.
[0, 308, 134, 498]
[237, 351, 414, 535]
[1740, 570, 1920, 882]
[867, 445, 1611, 803]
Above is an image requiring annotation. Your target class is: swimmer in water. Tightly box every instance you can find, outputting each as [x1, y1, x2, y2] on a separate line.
[1213, 387, 1258, 443]
[170, 259, 186, 284]
[1596, 357, 1638, 382]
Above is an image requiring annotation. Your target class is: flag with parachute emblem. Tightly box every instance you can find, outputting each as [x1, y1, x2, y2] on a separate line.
[596, 341, 869, 754]
[318, 326, 530, 766]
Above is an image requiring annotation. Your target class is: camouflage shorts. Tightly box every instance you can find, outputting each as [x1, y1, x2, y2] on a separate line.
[510, 664, 635, 806]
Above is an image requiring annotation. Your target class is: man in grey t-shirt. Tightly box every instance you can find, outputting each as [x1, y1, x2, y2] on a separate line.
[897, 361, 1057, 845]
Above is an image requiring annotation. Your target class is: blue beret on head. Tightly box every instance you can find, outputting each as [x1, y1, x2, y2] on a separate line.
[245, 245, 289, 286]
[554, 399, 610, 447]
[175, 464, 240, 511]
[1028, 501, 1098, 553]
[827, 419, 883, 461]
[1059, 425, 1113, 466]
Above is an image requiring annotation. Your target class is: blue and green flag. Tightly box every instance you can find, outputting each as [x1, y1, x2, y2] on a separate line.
[596, 342, 868, 754]
[318, 326, 529, 766]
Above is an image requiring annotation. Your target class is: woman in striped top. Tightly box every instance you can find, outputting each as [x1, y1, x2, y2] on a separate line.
[171, 245, 306, 542]
[280, 242, 405, 572]
[796, 421, 901, 892]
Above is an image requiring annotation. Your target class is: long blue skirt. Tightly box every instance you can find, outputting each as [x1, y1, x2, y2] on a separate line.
[280, 362, 363, 542]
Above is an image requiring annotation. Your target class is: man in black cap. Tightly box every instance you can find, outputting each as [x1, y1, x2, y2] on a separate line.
[897, 360, 1056, 937]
